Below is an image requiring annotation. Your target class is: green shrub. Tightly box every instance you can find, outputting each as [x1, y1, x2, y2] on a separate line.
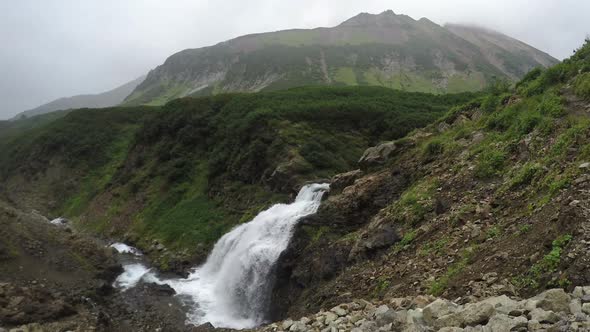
[538, 92, 565, 118]
[474, 149, 506, 178]
[510, 163, 543, 189]
[574, 72, 590, 99]
[422, 139, 444, 160]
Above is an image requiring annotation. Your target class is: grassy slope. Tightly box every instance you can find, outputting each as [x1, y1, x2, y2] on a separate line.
[0, 86, 477, 267]
[279, 40, 590, 315]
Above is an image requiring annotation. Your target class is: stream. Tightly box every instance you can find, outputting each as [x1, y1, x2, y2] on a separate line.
[109, 183, 329, 329]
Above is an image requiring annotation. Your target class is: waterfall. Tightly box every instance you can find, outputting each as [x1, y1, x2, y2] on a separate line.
[112, 183, 329, 328]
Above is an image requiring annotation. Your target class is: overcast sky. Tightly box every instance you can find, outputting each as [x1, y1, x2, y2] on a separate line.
[0, 0, 588, 119]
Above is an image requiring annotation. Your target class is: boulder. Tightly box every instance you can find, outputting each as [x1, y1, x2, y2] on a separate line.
[480, 295, 520, 315]
[534, 288, 571, 313]
[289, 321, 307, 332]
[423, 299, 459, 324]
[358, 141, 397, 166]
[375, 308, 397, 326]
[459, 302, 495, 326]
[331, 305, 348, 317]
[486, 314, 527, 332]
[358, 139, 414, 166]
[352, 223, 400, 257]
[528, 308, 560, 323]
[331, 170, 363, 192]
[282, 319, 294, 330]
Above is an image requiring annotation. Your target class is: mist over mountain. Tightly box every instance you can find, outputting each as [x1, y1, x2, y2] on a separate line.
[12, 76, 145, 120]
[124, 10, 557, 106]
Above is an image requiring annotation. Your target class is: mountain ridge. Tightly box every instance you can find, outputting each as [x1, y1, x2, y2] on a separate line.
[124, 10, 558, 106]
[12, 75, 146, 120]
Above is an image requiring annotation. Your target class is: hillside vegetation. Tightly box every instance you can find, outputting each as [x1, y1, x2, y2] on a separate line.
[0, 86, 477, 269]
[270, 39, 590, 318]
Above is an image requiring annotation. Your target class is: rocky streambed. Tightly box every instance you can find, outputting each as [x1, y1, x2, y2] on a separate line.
[257, 287, 590, 332]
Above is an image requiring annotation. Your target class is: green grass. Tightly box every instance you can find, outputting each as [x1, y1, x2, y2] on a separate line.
[334, 67, 358, 85]
[513, 234, 572, 289]
[390, 178, 439, 226]
[574, 72, 590, 99]
[429, 246, 477, 296]
[474, 148, 506, 178]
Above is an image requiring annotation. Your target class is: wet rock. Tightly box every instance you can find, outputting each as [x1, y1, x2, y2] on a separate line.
[144, 283, 176, 296]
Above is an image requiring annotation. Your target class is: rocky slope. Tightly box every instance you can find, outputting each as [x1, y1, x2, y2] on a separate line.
[11, 75, 145, 120]
[258, 287, 590, 331]
[266, 40, 590, 322]
[123, 11, 557, 106]
[0, 200, 192, 332]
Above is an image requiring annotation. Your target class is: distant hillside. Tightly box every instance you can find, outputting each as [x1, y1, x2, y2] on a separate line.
[124, 10, 557, 106]
[12, 75, 145, 120]
[445, 23, 557, 78]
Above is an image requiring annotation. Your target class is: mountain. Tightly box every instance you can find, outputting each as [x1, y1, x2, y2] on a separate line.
[12, 75, 145, 120]
[1, 36, 590, 330]
[123, 10, 557, 106]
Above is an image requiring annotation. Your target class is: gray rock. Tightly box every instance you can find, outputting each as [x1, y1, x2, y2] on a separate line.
[480, 295, 520, 315]
[579, 162, 590, 169]
[435, 313, 464, 329]
[486, 314, 527, 332]
[534, 289, 571, 313]
[324, 312, 338, 324]
[282, 319, 294, 330]
[331, 170, 363, 191]
[582, 302, 590, 315]
[527, 319, 542, 331]
[423, 299, 458, 324]
[460, 302, 496, 326]
[373, 304, 391, 317]
[289, 321, 307, 332]
[570, 299, 582, 315]
[439, 328, 464, 332]
[573, 286, 584, 299]
[358, 141, 397, 166]
[331, 305, 348, 317]
[375, 308, 397, 326]
[528, 308, 560, 323]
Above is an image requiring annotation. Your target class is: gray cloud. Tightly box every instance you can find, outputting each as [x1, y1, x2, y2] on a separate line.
[0, 0, 588, 119]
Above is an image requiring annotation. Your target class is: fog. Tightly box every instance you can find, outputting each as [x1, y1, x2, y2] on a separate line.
[0, 0, 588, 119]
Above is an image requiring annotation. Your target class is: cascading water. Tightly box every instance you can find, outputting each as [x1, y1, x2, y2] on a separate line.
[112, 183, 329, 329]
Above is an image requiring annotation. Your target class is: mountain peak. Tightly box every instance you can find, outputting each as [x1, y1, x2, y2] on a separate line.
[338, 10, 412, 27]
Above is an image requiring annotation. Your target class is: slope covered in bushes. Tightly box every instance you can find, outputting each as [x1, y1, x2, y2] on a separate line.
[0, 86, 476, 268]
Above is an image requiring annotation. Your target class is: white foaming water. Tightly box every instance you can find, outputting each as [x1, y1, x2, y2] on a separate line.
[110, 242, 143, 256]
[113, 263, 161, 290]
[167, 183, 329, 328]
[49, 217, 68, 226]
[112, 183, 329, 328]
